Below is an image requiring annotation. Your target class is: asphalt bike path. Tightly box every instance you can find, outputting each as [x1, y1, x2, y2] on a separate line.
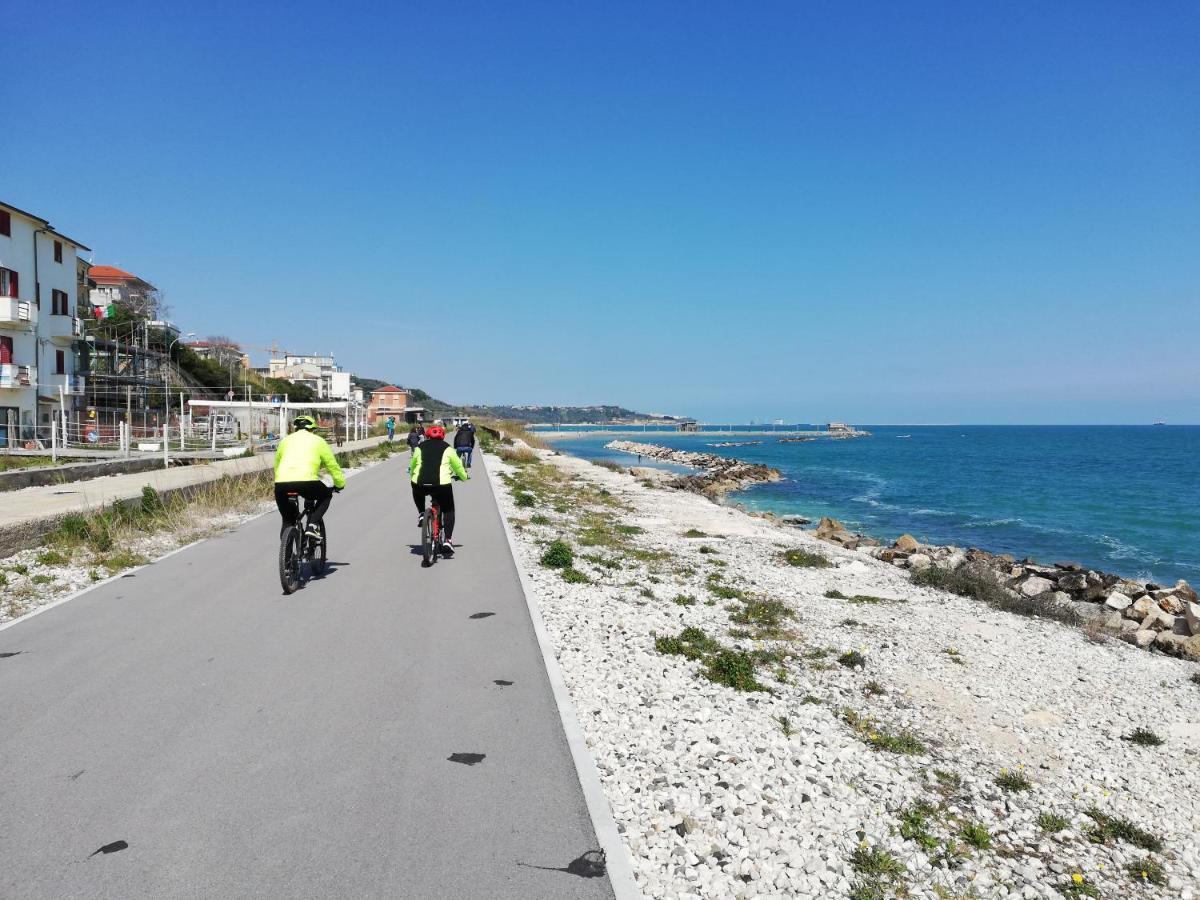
[0, 452, 616, 899]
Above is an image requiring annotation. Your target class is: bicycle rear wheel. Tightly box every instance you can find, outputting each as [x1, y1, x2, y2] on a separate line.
[311, 521, 327, 576]
[421, 508, 434, 567]
[279, 526, 302, 594]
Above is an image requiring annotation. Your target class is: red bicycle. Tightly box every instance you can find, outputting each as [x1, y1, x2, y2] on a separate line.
[420, 493, 445, 566]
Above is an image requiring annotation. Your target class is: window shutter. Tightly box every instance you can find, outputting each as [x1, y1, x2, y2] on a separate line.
[56, 350, 65, 374]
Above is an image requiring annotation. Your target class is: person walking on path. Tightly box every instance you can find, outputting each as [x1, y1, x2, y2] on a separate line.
[453, 422, 476, 468]
[386, 416, 396, 442]
[406, 425, 423, 453]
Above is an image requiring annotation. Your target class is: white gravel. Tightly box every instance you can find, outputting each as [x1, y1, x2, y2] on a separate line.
[493, 447, 1199, 899]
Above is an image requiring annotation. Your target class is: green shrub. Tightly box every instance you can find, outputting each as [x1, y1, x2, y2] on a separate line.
[98, 550, 148, 573]
[1037, 812, 1069, 832]
[672, 594, 696, 606]
[36, 550, 68, 566]
[656, 627, 719, 660]
[682, 528, 707, 538]
[540, 540, 574, 569]
[729, 597, 793, 637]
[704, 649, 767, 692]
[140, 485, 165, 516]
[898, 802, 939, 850]
[912, 564, 1079, 624]
[995, 769, 1032, 792]
[530, 514, 551, 525]
[1123, 728, 1164, 747]
[1084, 807, 1162, 852]
[614, 524, 644, 535]
[9, 563, 29, 576]
[514, 492, 536, 508]
[782, 548, 830, 568]
[561, 567, 590, 584]
[960, 822, 991, 850]
[839, 650, 867, 668]
[1124, 857, 1166, 887]
[31, 574, 52, 585]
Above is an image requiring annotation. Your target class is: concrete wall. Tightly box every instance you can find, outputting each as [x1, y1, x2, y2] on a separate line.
[0, 456, 166, 492]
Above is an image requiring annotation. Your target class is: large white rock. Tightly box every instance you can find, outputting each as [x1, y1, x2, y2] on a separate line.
[1104, 591, 1133, 611]
[1021, 576, 1055, 597]
[1184, 602, 1200, 637]
[907, 553, 932, 570]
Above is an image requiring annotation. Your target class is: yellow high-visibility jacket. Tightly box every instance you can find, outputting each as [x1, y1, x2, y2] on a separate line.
[274, 429, 346, 488]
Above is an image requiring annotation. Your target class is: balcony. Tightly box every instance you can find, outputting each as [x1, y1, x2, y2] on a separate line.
[0, 364, 35, 391]
[45, 314, 82, 343]
[0, 298, 37, 329]
[41, 373, 85, 396]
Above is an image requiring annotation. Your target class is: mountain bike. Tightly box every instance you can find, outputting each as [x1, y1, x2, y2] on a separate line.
[420, 493, 445, 567]
[279, 492, 328, 593]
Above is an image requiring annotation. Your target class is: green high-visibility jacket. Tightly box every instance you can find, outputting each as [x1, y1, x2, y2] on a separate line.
[409, 439, 469, 486]
[274, 429, 346, 488]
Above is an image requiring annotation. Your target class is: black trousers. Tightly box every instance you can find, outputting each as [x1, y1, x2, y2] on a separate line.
[412, 484, 456, 540]
[275, 481, 333, 533]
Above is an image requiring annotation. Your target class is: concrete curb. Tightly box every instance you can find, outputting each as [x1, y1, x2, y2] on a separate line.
[482, 453, 643, 899]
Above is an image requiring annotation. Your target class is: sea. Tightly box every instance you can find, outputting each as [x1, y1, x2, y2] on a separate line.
[534, 425, 1200, 585]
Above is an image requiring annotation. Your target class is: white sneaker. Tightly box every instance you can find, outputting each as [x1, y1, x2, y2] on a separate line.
[441, 540, 455, 556]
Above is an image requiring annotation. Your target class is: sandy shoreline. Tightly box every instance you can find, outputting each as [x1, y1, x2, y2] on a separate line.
[492, 444, 1198, 899]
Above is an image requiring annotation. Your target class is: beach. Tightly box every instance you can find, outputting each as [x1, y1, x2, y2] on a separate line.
[491, 442, 1198, 899]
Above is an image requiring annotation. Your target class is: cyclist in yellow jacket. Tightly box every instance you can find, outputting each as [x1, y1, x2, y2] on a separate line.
[409, 425, 468, 554]
[274, 415, 345, 541]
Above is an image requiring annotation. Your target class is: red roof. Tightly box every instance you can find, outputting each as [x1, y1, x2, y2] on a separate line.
[371, 385, 405, 393]
[89, 265, 153, 287]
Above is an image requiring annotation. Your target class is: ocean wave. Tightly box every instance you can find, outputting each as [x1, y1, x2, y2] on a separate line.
[909, 508, 956, 517]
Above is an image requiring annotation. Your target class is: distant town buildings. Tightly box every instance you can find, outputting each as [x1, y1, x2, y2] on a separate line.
[267, 353, 352, 401]
[367, 385, 424, 425]
[0, 200, 90, 445]
[187, 340, 250, 371]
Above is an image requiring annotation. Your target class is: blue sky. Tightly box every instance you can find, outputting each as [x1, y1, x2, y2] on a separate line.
[5, 1, 1198, 422]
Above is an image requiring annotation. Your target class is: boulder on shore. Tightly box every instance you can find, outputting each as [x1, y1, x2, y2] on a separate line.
[895, 534, 920, 552]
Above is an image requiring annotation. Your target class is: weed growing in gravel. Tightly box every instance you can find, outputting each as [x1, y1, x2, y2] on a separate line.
[944, 647, 965, 665]
[931, 840, 967, 870]
[706, 575, 746, 601]
[656, 626, 720, 660]
[825, 588, 901, 605]
[88, 570, 101, 581]
[863, 680, 885, 697]
[514, 492, 536, 508]
[1124, 856, 1166, 886]
[729, 597, 794, 638]
[841, 618, 862, 627]
[529, 514, 551, 525]
[1084, 806, 1163, 852]
[1192, 672, 1200, 686]
[848, 845, 905, 900]
[1059, 874, 1101, 898]
[898, 802, 940, 851]
[682, 529, 707, 538]
[803, 647, 830, 660]
[1123, 727, 1164, 747]
[959, 822, 991, 850]
[727, 627, 751, 639]
[581, 553, 621, 570]
[31, 574, 52, 585]
[800, 695, 822, 705]
[704, 649, 768, 692]
[0, 572, 7, 587]
[839, 650, 867, 668]
[776, 715, 794, 737]
[638, 588, 655, 600]
[9, 563, 29, 575]
[97, 550, 148, 572]
[933, 770, 963, 790]
[698, 545, 719, 554]
[995, 769, 1032, 792]
[1037, 812, 1069, 832]
[36, 550, 69, 566]
[615, 524, 644, 535]
[561, 567, 590, 584]
[843, 709, 926, 755]
[782, 548, 830, 568]
[541, 540, 574, 569]
[671, 593, 696, 606]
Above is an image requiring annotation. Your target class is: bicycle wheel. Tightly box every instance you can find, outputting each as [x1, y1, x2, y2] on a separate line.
[279, 526, 302, 594]
[311, 521, 327, 576]
[421, 508, 434, 567]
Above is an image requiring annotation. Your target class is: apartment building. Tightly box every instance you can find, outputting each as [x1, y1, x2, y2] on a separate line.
[0, 201, 89, 446]
[269, 352, 352, 401]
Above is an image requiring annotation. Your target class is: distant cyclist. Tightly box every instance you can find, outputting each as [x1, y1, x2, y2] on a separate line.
[409, 424, 469, 555]
[453, 421, 475, 468]
[274, 415, 345, 541]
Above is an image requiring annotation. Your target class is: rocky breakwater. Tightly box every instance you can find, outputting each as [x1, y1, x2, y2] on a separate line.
[814, 517, 1200, 662]
[604, 440, 781, 500]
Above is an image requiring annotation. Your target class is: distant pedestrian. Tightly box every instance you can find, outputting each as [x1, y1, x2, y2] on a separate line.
[386, 416, 396, 442]
[406, 426, 422, 452]
[454, 422, 476, 468]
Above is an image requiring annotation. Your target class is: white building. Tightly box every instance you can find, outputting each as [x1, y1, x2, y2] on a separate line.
[0, 200, 89, 447]
[268, 352, 352, 400]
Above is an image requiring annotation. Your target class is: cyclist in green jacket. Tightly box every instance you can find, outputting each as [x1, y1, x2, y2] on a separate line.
[409, 425, 468, 555]
[274, 415, 345, 541]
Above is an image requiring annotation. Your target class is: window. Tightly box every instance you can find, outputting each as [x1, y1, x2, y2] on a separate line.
[56, 350, 65, 375]
[54, 240, 63, 263]
[0, 268, 17, 298]
[0, 211, 10, 237]
[52, 289, 69, 315]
